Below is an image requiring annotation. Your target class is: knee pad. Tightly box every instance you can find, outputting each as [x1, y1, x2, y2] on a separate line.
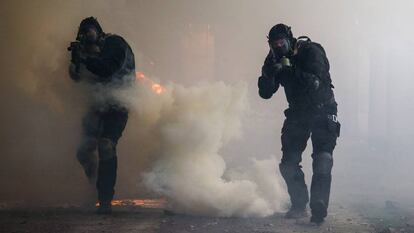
[98, 138, 116, 161]
[77, 137, 98, 162]
[312, 152, 333, 175]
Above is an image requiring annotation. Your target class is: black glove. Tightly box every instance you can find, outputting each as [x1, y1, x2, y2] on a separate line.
[258, 75, 278, 99]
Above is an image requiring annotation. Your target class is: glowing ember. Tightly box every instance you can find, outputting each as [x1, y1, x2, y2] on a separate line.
[136, 71, 146, 81]
[135, 71, 166, 95]
[96, 199, 166, 208]
[152, 84, 165, 94]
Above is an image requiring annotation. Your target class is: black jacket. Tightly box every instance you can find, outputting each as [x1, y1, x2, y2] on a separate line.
[84, 34, 135, 84]
[258, 41, 337, 115]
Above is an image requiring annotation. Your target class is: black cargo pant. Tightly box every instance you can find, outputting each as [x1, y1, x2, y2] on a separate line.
[77, 106, 128, 202]
[279, 111, 340, 216]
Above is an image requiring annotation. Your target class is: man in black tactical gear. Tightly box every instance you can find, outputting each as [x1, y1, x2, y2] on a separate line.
[68, 17, 135, 214]
[258, 24, 340, 224]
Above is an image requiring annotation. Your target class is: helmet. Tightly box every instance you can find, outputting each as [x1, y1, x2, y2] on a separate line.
[268, 23, 294, 44]
[76, 17, 104, 41]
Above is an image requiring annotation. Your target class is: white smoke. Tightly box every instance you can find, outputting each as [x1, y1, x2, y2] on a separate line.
[115, 80, 288, 217]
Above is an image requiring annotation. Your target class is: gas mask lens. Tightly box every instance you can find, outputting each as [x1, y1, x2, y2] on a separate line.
[83, 27, 99, 43]
[270, 38, 290, 56]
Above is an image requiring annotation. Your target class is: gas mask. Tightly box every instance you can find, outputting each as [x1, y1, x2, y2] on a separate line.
[83, 26, 99, 44]
[269, 37, 291, 57]
[76, 27, 101, 56]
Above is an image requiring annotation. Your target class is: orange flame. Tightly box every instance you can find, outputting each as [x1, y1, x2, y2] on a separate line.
[96, 198, 166, 208]
[136, 71, 166, 95]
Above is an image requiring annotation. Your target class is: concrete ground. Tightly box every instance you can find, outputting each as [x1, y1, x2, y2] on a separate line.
[4, 202, 409, 233]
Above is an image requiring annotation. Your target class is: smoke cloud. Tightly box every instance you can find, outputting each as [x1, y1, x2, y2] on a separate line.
[115, 81, 287, 217]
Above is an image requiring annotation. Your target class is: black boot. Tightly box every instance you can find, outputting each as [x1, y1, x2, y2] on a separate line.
[285, 206, 308, 219]
[96, 200, 112, 215]
[310, 200, 326, 224]
[310, 174, 330, 220]
[97, 156, 117, 205]
[310, 152, 333, 224]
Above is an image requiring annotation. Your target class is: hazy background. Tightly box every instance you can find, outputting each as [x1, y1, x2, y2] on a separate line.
[1, 0, 414, 211]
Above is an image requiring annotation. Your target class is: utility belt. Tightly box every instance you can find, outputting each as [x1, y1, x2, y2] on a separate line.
[284, 99, 337, 119]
